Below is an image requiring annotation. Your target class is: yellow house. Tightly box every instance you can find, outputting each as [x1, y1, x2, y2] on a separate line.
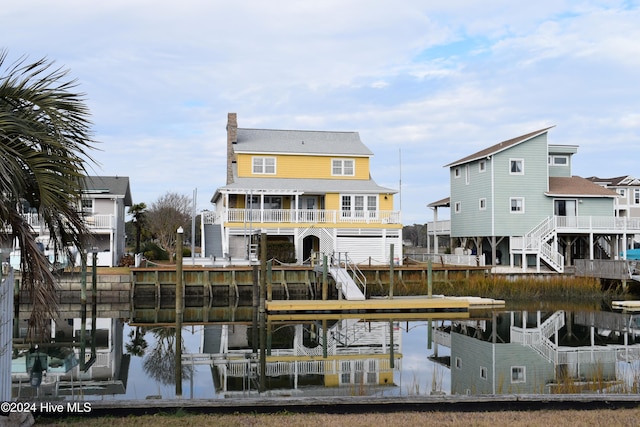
[204, 113, 402, 265]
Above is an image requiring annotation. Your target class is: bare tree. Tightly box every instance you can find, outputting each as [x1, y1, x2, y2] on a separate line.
[146, 192, 191, 262]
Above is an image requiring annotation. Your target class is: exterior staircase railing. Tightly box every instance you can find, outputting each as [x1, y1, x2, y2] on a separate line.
[329, 251, 366, 300]
[510, 311, 565, 364]
[522, 216, 564, 273]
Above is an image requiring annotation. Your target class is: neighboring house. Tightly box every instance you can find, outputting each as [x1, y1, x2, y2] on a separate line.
[440, 127, 640, 272]
[4, 175, 132, 268]
[587, 175, 640, 245]
[201, 320, 400, 395]
[436, 310, 635, 395]
[80, 176, 132, 267]
[203, 113, 402, 265]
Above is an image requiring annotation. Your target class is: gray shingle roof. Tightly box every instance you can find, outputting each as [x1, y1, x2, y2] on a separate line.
[217, 176, 395, 195]
[82, 176, 133, 205]
[235, 128, 373, 156]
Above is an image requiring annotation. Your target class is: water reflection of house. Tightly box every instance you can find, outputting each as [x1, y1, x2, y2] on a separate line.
[433, 311, 640, 395]
[184, 319, 401, 397]
[11, 318, 129, 398]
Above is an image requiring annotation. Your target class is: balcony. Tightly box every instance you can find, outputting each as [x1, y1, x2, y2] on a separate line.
[202, 209, 401, 225]
[4, 213, 116, 233]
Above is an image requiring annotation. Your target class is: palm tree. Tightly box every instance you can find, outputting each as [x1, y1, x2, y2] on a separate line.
[0, 51, 97, 338]
[128, 202, 147, 253]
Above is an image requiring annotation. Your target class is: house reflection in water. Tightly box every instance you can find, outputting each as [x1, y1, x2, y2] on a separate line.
[433, 310, 640, 395]
[12, 318, 128, 399]
[183, 319, 402, 397]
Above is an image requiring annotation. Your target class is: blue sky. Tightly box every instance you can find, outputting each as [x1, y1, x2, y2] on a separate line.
[3, 1, 639, 224]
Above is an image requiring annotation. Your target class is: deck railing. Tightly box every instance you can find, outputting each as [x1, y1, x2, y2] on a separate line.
[203, 208, 401, 225]
[5, 213, 115, 232]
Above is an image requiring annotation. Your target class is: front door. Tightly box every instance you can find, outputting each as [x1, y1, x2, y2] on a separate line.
[554, 199, 577, 227]
[298, 196, 317, 222]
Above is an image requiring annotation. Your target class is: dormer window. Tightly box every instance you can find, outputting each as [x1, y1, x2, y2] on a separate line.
[332, 159, 355, 176]
[549, 155, 568, 165]
[252, 157, 276, 174]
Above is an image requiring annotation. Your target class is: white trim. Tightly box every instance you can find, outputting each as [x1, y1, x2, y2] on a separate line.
[332, 158, 355, 176]
[509, 158, 524, 175]
[511, 366, 526, 383]
[252, 156, 276, 174]
[549, 155, 568, 165]
[510, 197, 525, 213]
[479, 198, 486, 211]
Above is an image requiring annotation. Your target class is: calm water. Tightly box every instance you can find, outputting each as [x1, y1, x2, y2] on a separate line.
[12, 304, 640, 400]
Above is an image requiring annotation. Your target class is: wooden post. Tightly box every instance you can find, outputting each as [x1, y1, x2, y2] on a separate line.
[322, 319, 328, 359]
[389, 320, 395, 368]
[175, 227, 184, 398]
[13, 279, 19, 339]
[428, 259, 433, 297]
[322, 255, 328, 300]
[389, 244, 394, 299]
[259, 233, 267, 393]
[267, 260, 272, 301]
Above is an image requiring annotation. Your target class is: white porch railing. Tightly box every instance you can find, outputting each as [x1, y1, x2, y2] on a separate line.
[4, 213, 115, 232]
[203, 209, 401, 225]
[426, 220, 451, 234]
[554, 215, 640, 232]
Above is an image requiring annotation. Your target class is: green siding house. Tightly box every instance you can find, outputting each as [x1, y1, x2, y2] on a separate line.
[444, 127, 640, 272]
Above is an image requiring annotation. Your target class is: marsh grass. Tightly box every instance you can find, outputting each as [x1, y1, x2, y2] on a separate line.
[374, 273, 629, 303]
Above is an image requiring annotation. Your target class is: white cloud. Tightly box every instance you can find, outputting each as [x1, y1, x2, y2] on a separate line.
[2, 1, 639, 222]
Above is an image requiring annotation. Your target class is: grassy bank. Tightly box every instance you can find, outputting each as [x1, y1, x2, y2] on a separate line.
[37, 408, 640, 427]
[371, 274, 629, 303]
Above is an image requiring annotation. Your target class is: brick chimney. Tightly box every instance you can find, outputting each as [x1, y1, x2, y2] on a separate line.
[226, 113, 237, 185]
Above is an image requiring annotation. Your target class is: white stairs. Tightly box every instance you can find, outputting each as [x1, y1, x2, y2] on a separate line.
[328, 252, 366, 301]
[522, 216, 564, 273]
[329, 266, 365, 300]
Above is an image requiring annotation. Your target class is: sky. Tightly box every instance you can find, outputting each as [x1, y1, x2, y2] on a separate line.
[3, 1, 640, 224]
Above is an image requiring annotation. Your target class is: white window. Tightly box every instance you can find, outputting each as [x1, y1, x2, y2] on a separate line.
[618, 189, 626, 197]
[332, 159, 355, 176]
[81, 198, 93, 214]
[341, 194, 378, 219]
[479, 160, 486, 173]
[455, 357, 462, 369]
[510, 197, 524, 213]
[454, 167, 461, 178]
[479, 198, 486, 210]
[549, 155, 568, 165]
[509, 158, 524, 175]
[465, 164, 470, 185]
[511, 366, 526, 383]
[252, 157, 276, 174]
[454, 201, 461, 213]
[635, 189, 640, 205]
[480, 366, 488, 380]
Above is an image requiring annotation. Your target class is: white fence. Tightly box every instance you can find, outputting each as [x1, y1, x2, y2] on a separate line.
[1, 265, 14, 401]
[404, 252, 485, 267]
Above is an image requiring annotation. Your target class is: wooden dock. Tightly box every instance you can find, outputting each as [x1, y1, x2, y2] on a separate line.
[265, 296, 504, 320]
[612, 300, 640, 312]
